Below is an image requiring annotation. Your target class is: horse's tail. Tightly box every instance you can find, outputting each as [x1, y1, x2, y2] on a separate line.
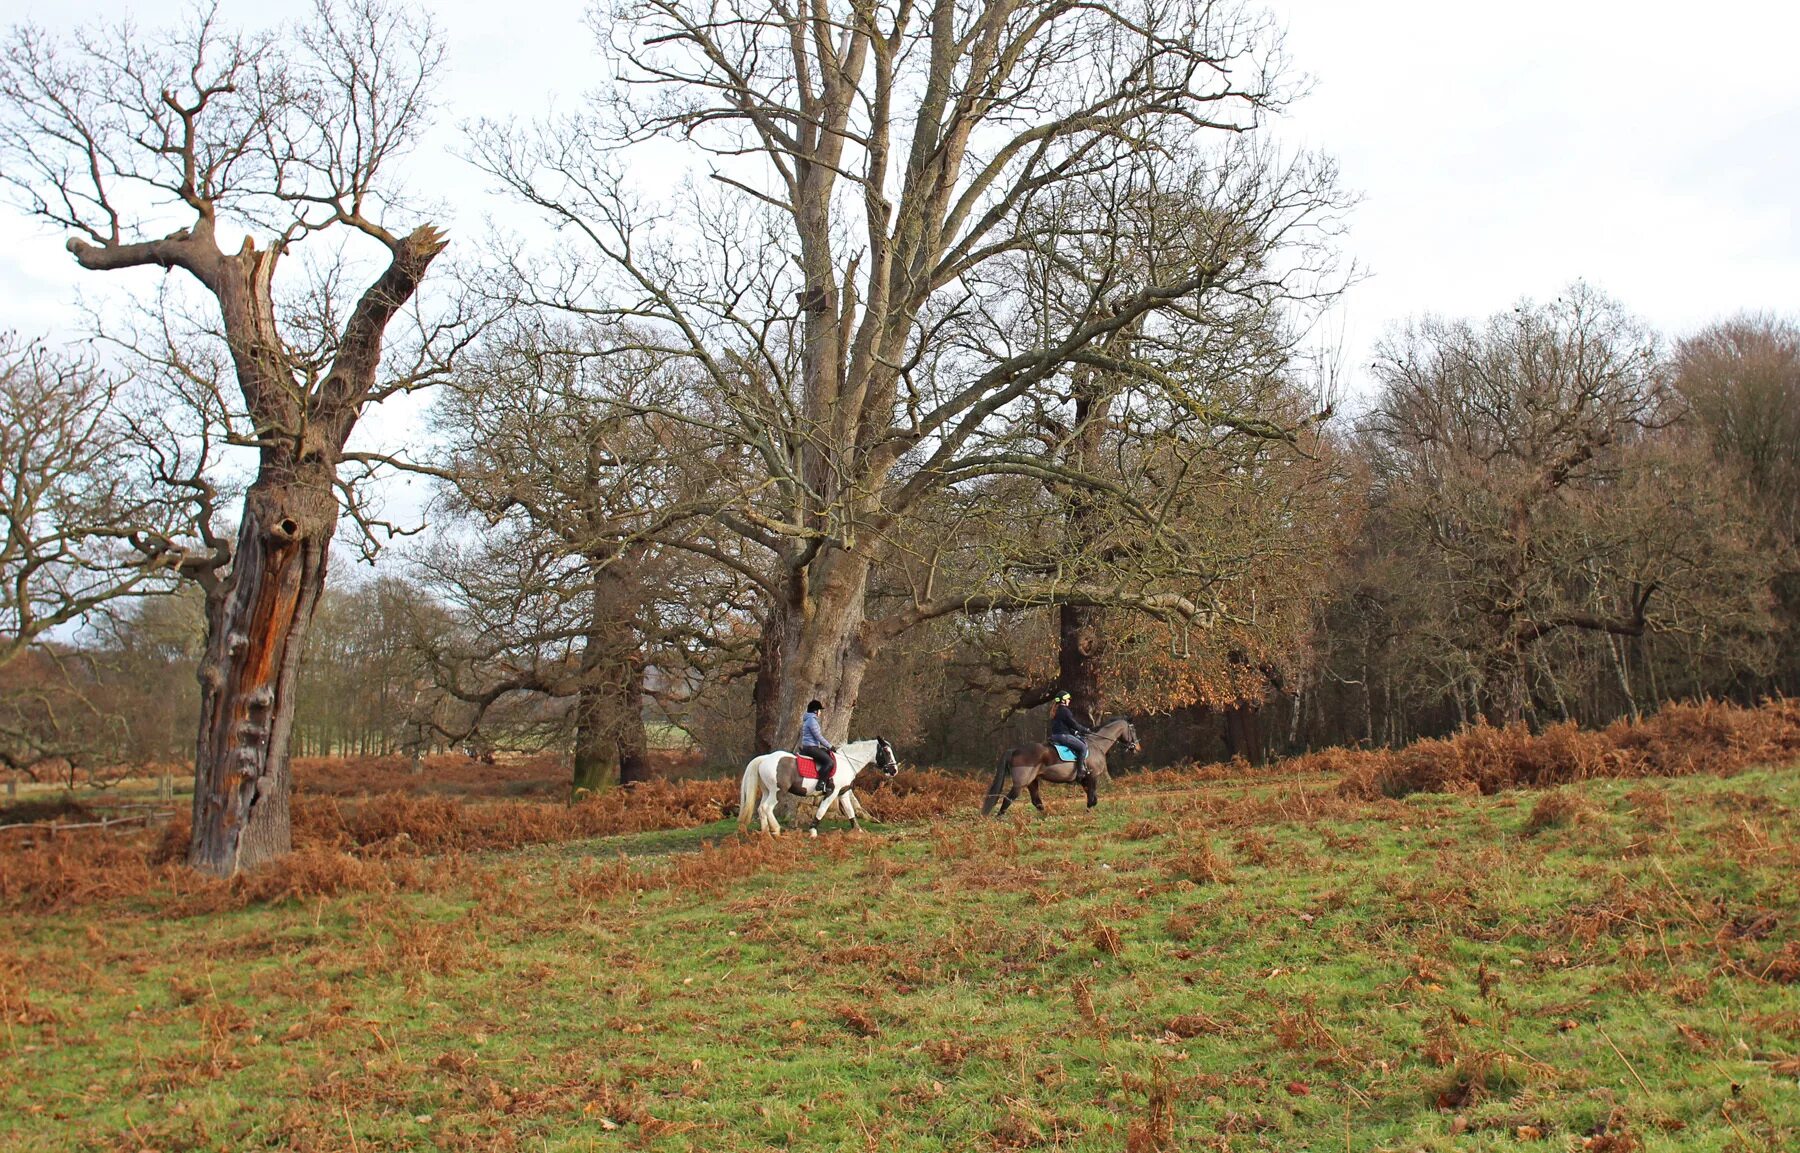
[981, 749, 1012, 816]
[738, 758, 761, 832]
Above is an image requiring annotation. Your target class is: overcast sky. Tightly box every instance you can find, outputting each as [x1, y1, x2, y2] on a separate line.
[3, 0, 1795, 388]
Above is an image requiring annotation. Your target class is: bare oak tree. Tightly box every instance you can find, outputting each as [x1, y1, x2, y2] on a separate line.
[0, 335, 188, 668]
[418, 319, 758, 794]
[1675, 314, 1800, 696]
[0, 1, 455, 873]
[1360, 286, 1773, 725]
[1675, 314, 1800, 546]
[475, 0, 1340, 747]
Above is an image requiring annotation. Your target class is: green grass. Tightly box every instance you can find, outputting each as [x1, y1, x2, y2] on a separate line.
[2, 766, 1797, 1151]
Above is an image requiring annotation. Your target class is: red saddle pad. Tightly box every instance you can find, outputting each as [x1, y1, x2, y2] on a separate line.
[795, 755, 820, 779]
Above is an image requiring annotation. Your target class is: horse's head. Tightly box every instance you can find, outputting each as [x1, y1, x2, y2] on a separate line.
[1113, 720, 1141, 756]
[873, 737, 900, 779]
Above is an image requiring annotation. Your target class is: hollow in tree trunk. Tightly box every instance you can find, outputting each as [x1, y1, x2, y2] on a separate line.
[188, 479, 335, 875]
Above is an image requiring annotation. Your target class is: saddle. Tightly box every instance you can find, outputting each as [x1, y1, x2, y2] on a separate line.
[792, 755, 838, 793]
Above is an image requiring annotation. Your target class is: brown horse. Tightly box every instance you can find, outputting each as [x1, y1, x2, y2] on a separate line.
[982, 718, 1139, 816]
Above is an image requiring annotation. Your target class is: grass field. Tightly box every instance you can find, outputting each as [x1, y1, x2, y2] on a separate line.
[2, 760, 1796, 1151]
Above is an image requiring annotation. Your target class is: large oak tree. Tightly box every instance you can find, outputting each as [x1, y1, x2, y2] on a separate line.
[475, 0, 1343, 748]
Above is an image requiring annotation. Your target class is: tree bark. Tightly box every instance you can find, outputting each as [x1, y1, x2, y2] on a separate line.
[1059, 603, 1104, 723]
[571, 560, 651, 796]
[572, 659, 652, 794]
[763, 546, 875, 746]
[1056, 364, 1115, 723]
[1221, 703, 1266, 765]
[1481, 641, 1529, 727]
[752, 603, 787, 754]
[187, 477, 335, 875]
[618, 659, 652, 785]
[570, 688, 621, 799]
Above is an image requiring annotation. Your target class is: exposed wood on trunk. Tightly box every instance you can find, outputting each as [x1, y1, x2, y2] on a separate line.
[187, 480, 334, 874]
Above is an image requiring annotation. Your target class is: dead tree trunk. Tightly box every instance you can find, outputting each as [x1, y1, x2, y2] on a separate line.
[188, 479, 335, 871]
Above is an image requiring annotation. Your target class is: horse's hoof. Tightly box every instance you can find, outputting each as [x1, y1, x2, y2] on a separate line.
[809, 827, 819, 839]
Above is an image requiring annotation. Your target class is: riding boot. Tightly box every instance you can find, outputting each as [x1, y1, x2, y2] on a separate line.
[1075, 754, 1091, 783]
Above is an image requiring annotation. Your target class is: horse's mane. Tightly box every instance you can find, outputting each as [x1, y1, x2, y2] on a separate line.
[1099, 716, 1131, 727]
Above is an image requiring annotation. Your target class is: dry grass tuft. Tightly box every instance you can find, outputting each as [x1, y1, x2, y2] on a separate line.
[1165, 911, 1199, 942]
[1623, 786, 1673, 831]
[1761, 941, 1800, 984]
[1164, 835, 1233, 885]
[924, 1036, 968, 1071]
[836, 1004, 881, 1037]
[1123, 1058, 1179, 1153]
[1523, 789, 1603, 835]
[1086, 916, 1123, 957]
[1165, 1012, 1226, 1039]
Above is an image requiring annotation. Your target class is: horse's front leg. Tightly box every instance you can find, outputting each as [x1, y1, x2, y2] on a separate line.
[810, 787, 840, 837]
[840, 789, 863, 832]
[1084, 776, 1098, 808]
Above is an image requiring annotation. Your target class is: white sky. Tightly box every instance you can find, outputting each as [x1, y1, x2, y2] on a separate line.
[2, 0, 1795, 393]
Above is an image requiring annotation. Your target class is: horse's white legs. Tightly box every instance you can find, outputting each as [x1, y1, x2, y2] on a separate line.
[841, 789, 863, 831]
[810, 786, 841, 838]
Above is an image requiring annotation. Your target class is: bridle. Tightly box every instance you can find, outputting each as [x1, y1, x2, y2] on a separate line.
[874, 738, 900, 778]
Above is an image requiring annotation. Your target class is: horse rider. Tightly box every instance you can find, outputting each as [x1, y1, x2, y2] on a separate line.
[797, 699, 836, 794]
[1049, 691, 1094, 782]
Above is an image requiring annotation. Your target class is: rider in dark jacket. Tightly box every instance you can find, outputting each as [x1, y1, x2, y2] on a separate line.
[797, 699, 835, 792]
[1048, 691, 1093, 782]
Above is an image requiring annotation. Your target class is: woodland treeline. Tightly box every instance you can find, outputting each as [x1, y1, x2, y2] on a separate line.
[8, 302, 1796, 774]
[0, 1, 1795, 874]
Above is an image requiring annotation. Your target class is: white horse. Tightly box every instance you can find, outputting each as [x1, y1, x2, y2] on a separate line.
[738, 737, 898, 837]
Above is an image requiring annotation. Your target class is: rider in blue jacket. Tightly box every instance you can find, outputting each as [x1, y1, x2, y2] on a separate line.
[1049, 691, 1093, 782]
[797, 699, 835, 792]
